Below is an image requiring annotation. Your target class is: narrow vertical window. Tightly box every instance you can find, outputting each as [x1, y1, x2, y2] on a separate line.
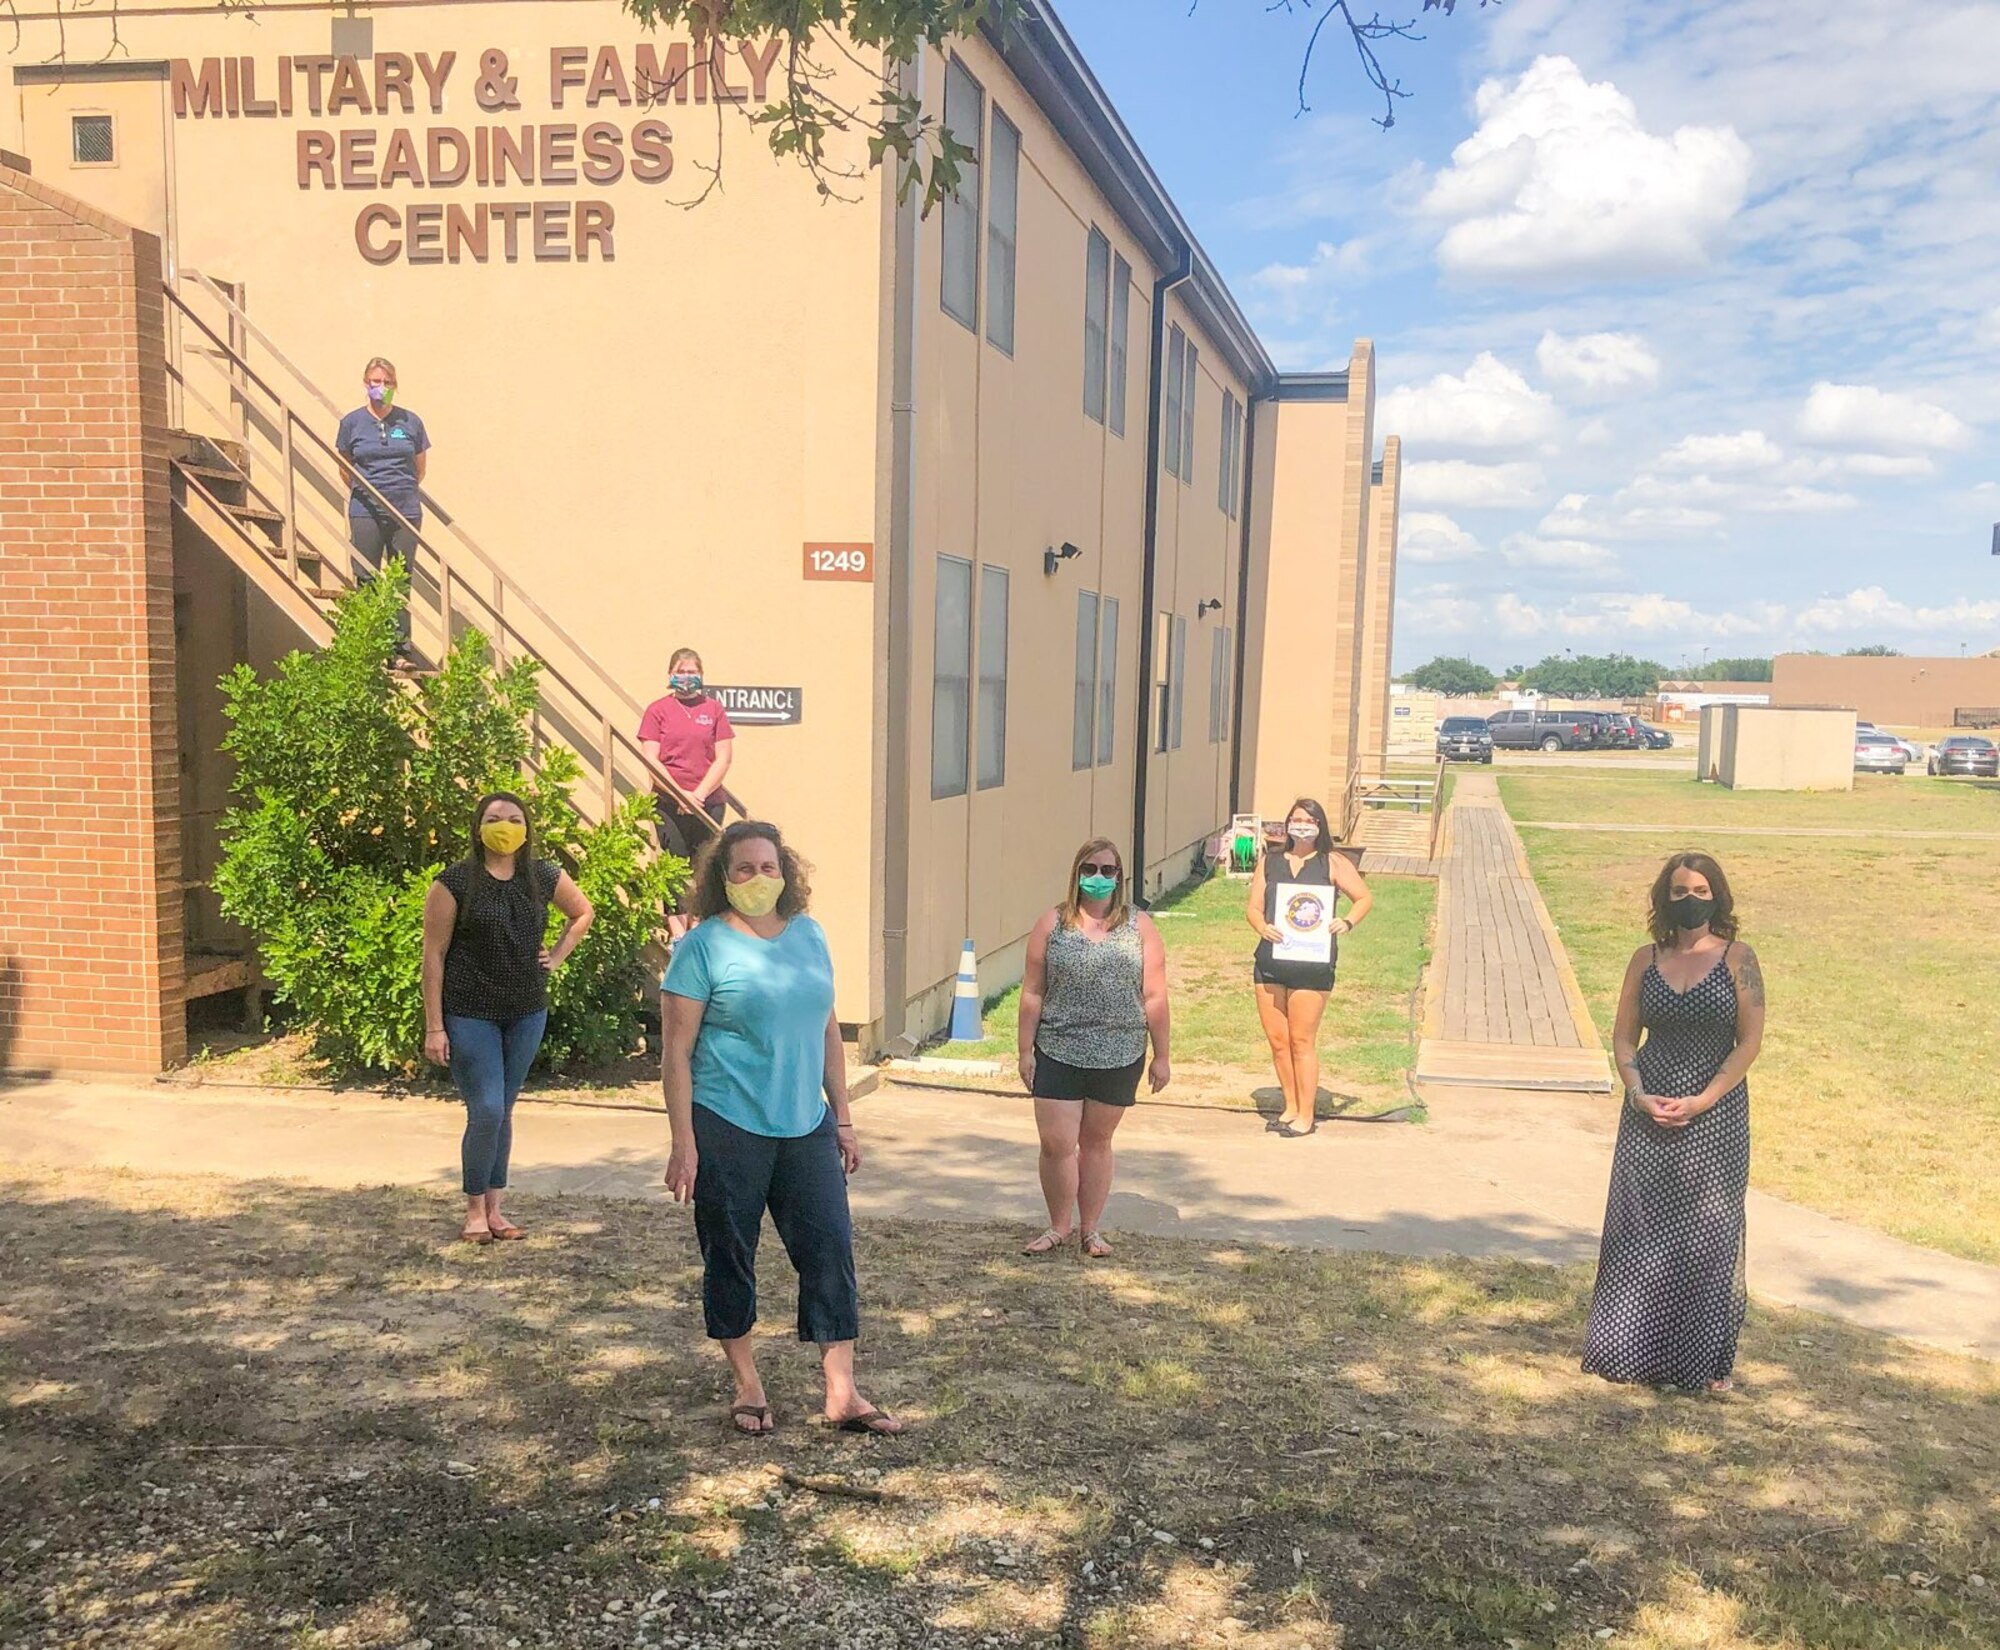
[1218, 393, 1237, 514]
[1229, 398, 1245, 519]
[1163, 326, 1185, 480]
[977, 565, 1009, 788]
[940, 59, 983, 332]
[1153, 610, 1172, 754]
[986, 111, 1019, 355]
[1108, 255, 1131, 437]
[1096, 596, 1119, 766]
[931, 556, 973, 798]
[1169, 614, 1188, 750]
[1073, 590, 1100, 770]
[1082, 227, 1110, 422]
[1209, 626, 1231, 743]
[1180, 343, 1199, 485]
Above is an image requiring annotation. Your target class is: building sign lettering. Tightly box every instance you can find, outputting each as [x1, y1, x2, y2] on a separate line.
[710, 686, 803, 727]
[167, 39, 784, 267]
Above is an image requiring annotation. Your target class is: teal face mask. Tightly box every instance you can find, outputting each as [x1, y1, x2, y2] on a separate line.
[1078, 873, 1119, 900]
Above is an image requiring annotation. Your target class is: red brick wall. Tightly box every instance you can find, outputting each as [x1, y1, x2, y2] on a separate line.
[0, 165, 184, 1074]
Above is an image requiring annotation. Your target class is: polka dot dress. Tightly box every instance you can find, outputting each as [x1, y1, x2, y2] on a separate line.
[1582, 945, 1749, 1389]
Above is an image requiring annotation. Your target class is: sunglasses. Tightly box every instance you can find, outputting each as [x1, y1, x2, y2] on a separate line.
[1078, 861, 1121, 878]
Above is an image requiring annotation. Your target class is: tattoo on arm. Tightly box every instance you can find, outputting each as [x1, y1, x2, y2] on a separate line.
[1738, 948, 1765, 1009]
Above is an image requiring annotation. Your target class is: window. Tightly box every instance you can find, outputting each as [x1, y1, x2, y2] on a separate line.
[71, 114, 114, 166]
[977, 565, 1009, 789]
[1219, 393, 1242, 516]
[1073, 590, 1100, 770]
[1169, 614, 1187, 749]
[1108, 255, 1131, 437]
[931, 556, 973, 798]
[1096, 596, 1119, 766]
[1163, 326, 1185, 480]
[1209, 625, 1232, 743]
[940, 59, 983, 332]
[985, 111, 1019, 354]
[1082, 227, 1110, 422]
[1180, 342, 1199, 484]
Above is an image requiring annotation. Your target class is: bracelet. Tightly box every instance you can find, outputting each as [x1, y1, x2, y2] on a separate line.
[835, 1121, 855, 1131]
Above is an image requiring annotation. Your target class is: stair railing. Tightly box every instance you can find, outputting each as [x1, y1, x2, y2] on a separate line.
[163, 278, 721, 839]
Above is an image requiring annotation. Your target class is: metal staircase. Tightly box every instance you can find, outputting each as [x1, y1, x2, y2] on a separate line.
[163, 270, 718, 832]
[163, 273, 722, 1009]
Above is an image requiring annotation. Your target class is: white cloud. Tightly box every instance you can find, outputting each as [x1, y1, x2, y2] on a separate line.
[1401, 460, 1548, 509]
[1792, 586, 2000, 636]
[1796, 382, 1973, 453]
[1981, 307, 2000, 348]
[1500, 533, 1616, 570]
[1400, 511, 1485, 563]
[1377, 353, 1559, 453]
[1535, 330, 1661, 395]
[1658, 430, 1785, 473]
[1538, 491, 1722, 539]
[1839, 452, 1937, 479]
[1742, 483, 1860, 514]
[1423, 56, 1753, 282]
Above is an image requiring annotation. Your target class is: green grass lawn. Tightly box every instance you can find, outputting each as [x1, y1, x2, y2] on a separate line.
[1501, 770, 2000, 1264]
[937, 871, 1436, 1112]
[1502, 767, 2000, 832]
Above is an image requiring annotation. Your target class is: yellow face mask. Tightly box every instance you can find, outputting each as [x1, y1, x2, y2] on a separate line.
[725, 874, 784, 918]
[479, 819, 527, 856]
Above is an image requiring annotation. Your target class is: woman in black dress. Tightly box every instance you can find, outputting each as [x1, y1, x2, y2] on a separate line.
[1583, 851, 1766, 1392]
[1244, 798, 1372, 1136]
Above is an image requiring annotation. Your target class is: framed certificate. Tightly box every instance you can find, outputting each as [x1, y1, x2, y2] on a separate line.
[1272, 883, 1336, 964]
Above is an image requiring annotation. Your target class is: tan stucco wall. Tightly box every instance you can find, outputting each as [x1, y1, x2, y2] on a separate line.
[6, 2, 889, 1019]
[1712, 706, 1855, 791]
[1772, 654, 2000, 727]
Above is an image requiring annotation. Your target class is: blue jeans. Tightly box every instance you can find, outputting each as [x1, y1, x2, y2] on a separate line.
[446, 1010, 546, 1195]
[692, 1104, 859, 1343]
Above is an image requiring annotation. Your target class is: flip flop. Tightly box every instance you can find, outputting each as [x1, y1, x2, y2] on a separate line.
[460, 1228, 493, 1245]
[833, 1407, 902, 1436]
[488, 1222, 527, 1241]
[730, 1404, 774, 1436]
[1022, 1228, 1069, 1255]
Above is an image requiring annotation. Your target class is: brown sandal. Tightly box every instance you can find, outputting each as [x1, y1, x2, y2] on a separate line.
[460, 1227, 494, 1246]
[488, 1221, 527, 1241]
[731, 1403, 774, 1436]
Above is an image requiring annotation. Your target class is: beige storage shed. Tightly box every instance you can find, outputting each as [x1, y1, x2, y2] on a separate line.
[1699, 704, 1855, 791]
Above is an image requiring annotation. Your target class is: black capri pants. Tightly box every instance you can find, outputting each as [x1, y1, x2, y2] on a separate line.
[692, 1103, 859, 1344]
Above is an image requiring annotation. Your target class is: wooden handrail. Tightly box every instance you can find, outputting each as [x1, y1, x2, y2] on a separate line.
[163, 281, 717, 834]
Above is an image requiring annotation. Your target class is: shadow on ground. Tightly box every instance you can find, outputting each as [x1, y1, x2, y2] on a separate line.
[1, 1167, 1996, 1650]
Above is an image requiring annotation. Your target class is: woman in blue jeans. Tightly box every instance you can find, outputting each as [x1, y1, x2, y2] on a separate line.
[661, 821, 902, 1438]
[422, 791, 593, 1244]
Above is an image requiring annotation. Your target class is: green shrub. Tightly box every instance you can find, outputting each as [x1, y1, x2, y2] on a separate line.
[212, 565, 684, 1075]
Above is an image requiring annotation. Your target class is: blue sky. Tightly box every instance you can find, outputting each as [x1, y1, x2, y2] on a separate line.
[1054, 0, 2000, 672]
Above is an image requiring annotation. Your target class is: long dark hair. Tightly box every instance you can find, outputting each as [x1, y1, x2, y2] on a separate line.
[688, 820, 811, 920]
[1283, 796, 1336, 856]
[1648, 851, 1739, 948]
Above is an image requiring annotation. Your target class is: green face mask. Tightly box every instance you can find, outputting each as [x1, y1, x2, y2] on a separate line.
[1078, 873, 1119, 900]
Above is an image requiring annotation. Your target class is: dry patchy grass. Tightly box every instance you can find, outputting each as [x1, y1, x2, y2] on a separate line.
[3, 1167, 1997, 1649]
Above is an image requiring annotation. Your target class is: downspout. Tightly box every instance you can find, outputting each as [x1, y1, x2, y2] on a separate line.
[880, 51, 923, 1056]
[1131, 244, 1194, 903]
[1228, 392, 1264, 814]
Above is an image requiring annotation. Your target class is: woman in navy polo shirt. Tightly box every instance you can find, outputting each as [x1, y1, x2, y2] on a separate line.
[335, 356, 430, 655]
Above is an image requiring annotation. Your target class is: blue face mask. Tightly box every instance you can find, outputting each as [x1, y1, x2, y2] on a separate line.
[670, 673, 702, 695]
[1078, 873, 1119, 900]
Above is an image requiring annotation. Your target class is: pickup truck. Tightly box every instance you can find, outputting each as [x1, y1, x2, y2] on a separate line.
[1488, 708, 1597, 751]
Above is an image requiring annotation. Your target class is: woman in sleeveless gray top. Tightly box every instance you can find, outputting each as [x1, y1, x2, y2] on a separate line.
[1016, 837, 1172, 1259]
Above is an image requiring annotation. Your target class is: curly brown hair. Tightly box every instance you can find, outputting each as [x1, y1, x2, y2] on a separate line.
[687, 820, 812, 920]
[1647, 851, 1740, 948]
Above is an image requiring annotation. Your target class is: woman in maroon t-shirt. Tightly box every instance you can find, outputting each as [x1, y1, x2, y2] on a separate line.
[640, 647, 734, 930]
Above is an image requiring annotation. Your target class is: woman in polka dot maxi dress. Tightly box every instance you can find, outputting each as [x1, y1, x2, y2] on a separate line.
[1583, 851, 1766, 1393]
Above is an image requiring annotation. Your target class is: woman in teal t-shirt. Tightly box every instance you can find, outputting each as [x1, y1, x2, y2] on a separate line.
[661, 821, 902, 1438]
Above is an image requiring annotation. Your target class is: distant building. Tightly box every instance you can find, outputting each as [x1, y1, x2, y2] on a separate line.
[1771, 655, 2000, 728]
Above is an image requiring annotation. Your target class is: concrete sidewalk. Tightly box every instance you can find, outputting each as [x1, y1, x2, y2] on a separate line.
[5, 1076, 1997, 1361]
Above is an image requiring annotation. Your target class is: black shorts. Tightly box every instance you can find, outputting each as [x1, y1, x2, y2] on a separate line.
[1031, 1045, 1144, 1107]
[1253, 959, 1336, 992]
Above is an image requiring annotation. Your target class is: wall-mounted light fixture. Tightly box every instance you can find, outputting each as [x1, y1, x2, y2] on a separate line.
[1044, 541, 1082, 577]
[1196, 598, 1223, 618]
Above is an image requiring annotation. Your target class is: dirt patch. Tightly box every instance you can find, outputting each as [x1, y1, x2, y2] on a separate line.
[3, 1166, 1996, 1649]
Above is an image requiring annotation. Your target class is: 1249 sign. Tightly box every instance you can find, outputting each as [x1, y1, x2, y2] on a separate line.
[803, 542, 873, 583]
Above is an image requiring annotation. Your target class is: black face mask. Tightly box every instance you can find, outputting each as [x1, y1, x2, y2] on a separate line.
[1669, 893, 1717, 931]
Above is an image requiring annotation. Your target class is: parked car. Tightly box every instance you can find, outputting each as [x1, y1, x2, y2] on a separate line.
[1489, 708, 1597, 752]
[1853, 731, 1908, 774]
[1595, 712, 1642, 749]
[1927, 735, 2000, 777]
[1636, 722, 1674, 749]
[1436, 715, 1495, 763]
[1890, 734, 1924, 764]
